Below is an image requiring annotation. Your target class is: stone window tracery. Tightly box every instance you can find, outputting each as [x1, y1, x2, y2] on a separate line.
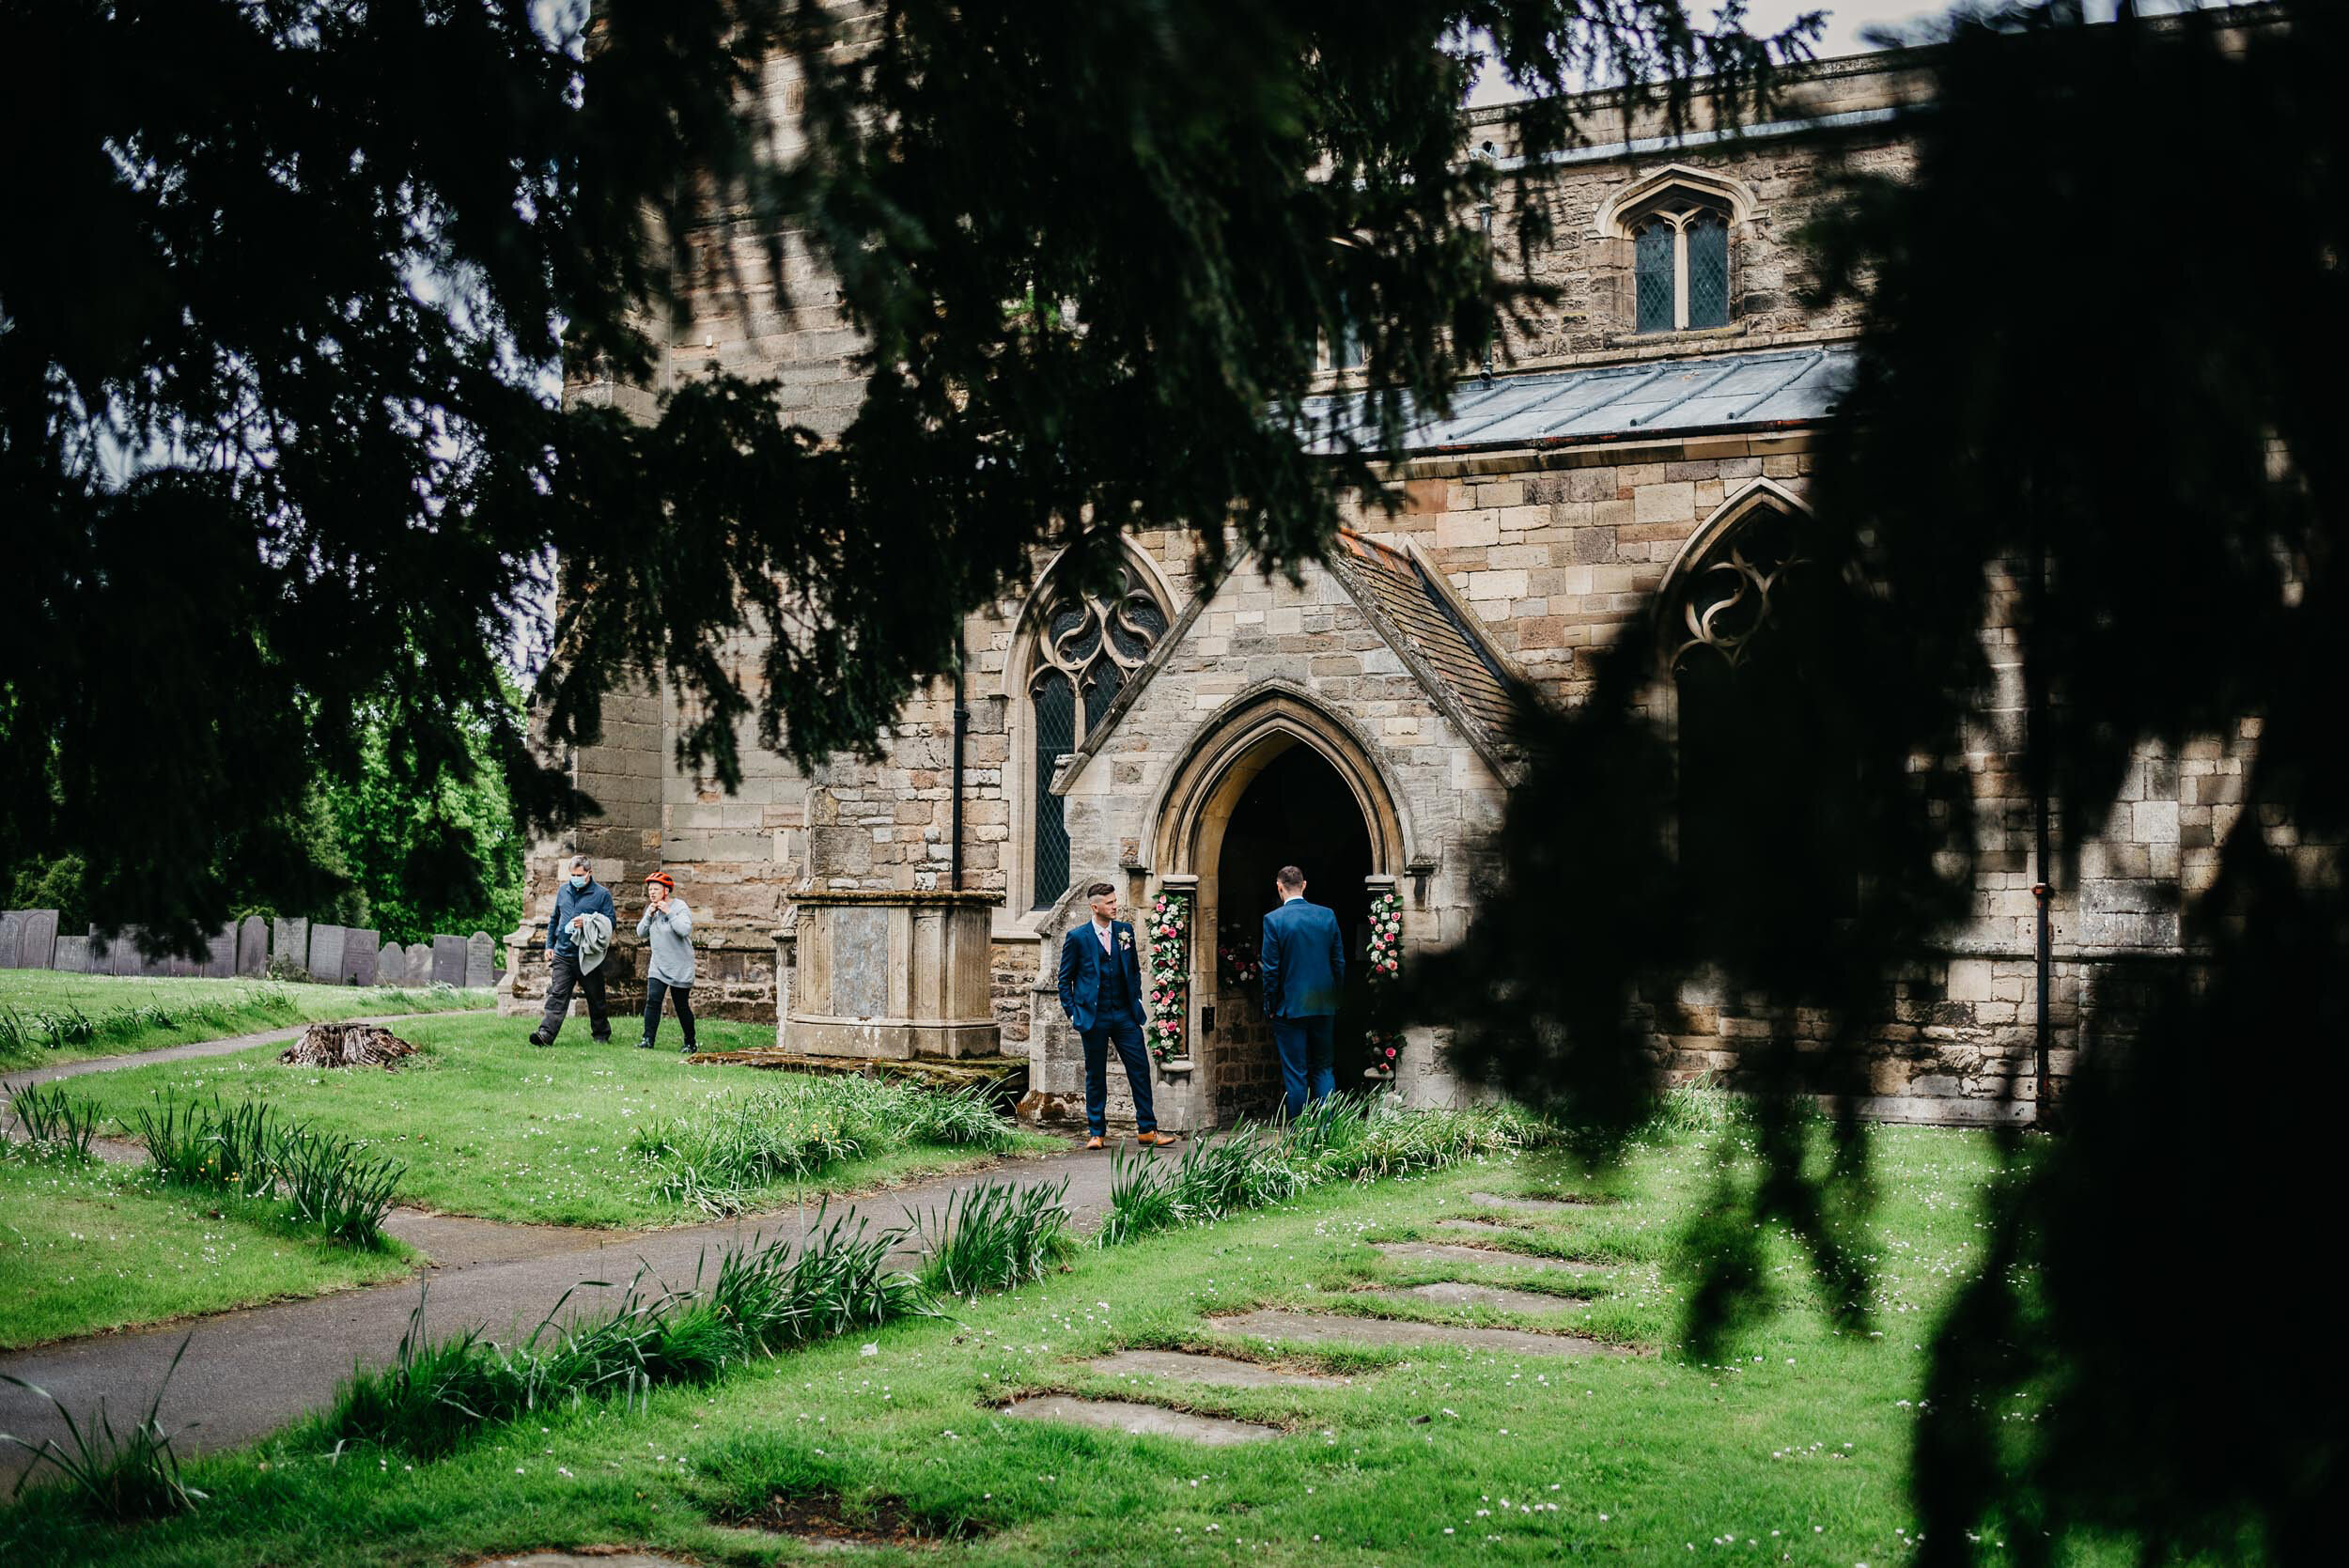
[1670, 502, 1807, 675]
[1025, 559, 1170, 908]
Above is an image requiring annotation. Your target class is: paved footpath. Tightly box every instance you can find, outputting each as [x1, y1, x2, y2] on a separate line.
[0, 1026, 1116, 1481]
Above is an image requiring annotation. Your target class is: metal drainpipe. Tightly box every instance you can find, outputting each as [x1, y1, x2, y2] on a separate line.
[950, 632, 968, 892]
[1480, 198, 1498, 381]
[2027, 531, 2054, 1126]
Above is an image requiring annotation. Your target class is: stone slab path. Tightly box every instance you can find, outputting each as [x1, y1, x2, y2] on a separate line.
[1465, 1191, 1598, 1211]
[1361, 1281, 1586, 1313]
[1372, 1240, 1613, 1275]
[1001, 1395, 1279, 1445]
[1083, 1349, 1354, 1389]
[0, 1019, 1128, 1483]
[1208, 1309, 1627, 1358]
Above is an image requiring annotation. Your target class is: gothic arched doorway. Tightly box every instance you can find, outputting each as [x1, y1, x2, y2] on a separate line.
[1207, 742, 1376, 1121]
[1147, 687, 1408, 1126]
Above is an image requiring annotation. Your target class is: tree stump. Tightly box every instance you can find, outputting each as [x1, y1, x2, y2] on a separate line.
[279, 1022, 416, 1069]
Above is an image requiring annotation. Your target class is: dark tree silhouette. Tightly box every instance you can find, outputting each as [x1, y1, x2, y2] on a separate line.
[1415, 5, 2345, 1562]
[1, 0, 1816, 950]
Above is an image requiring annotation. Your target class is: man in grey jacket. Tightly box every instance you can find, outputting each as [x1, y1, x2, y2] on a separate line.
[531, 854, 615, 1046]
[634, 870, 697, 1054]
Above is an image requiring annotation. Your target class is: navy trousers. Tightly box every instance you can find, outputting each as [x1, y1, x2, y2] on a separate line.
[1272, 1015, 1336, 1118]
[1081, 1020, 1157, 1136]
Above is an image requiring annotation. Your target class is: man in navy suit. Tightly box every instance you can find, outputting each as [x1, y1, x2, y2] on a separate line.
[1058, 880, 1178, 1151]
[1259, 863, 1346, 1118]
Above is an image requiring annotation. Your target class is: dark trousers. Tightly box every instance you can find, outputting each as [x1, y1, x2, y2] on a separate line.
[1081, 1019, 1156, 1136]
[537, 951, 610, 1041]
[1272, 1015, 1336, 1118]
[642, 977, 695, 1048]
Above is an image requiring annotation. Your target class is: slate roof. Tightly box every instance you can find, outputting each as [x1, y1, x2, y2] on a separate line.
[1329, 530, 1518, 755]
[1303, 344, 1854, 456]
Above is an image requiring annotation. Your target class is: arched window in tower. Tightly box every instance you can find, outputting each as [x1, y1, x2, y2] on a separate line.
[1603, 166, 1750, 335]
[1024, 558, 1171, 908]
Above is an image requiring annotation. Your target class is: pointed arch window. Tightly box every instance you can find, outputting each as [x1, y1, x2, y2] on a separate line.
[1666, 498, 1855, 917]
[1025, 558, 1170, 908]
[1628, 198, 1734, 334]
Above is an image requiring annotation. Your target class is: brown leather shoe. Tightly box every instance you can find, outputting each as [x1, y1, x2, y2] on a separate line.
[1084, 1136, 1106, 1150]
[1137, 1131, 1182, 1148]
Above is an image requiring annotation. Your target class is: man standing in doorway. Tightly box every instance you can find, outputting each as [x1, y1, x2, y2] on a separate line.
[1058, 880, 1179, 1151]
[531, 853, 615, 1047]
[1260, 863, 1344, 1118]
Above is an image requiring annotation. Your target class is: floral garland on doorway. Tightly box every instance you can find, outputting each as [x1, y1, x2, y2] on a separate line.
[1143, 888, 1190, 1065]
[1363, 888, 1406, 1079]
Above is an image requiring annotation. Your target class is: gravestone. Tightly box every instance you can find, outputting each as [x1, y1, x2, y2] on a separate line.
[307, 924, 347, 986]
[2, 908, 60, 970]
[342, 928, 380, 986]
[204, 923, 237, 979]
[273, 917, 310, 978]
[430, 934, 467, 986]
[407, 943, 433, 986]
[378, 942, 407, 986]
[110, 930, 147, 977]
[52, 934, 93, 974]
[465, 931, 494, 989]
[236, 916, 268, 977]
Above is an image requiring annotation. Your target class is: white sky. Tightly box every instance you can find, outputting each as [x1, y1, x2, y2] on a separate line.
[1465, 0, 2186, 105]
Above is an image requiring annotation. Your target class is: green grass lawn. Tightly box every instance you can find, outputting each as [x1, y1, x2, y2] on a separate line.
[0, 1157, 412, 1351]
[0, 971, 490, 1069]
[56, 1013, 1054, 1229]
[0, 1115, 2124, 1568]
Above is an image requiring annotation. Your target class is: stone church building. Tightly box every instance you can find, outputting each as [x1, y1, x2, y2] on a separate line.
[506, 44, 2218, 1129]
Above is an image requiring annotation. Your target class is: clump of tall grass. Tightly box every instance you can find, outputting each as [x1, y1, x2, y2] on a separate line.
[6, 1081, 104, 1161]
[1, 1337, 205, 1518]
[136, 1092, 279, 1198]
[131, 1090, 403, 1246]
[630, 1075, 1016, 1214]
[900, 1080, 1019, 1151]
[1097, 1094, 1558, 1248]
[322, 1209, 926, 1458]
[912, 1177, 1074, 1296]
[275, 1126, 404, 1244]
[1644, 1072, 1737, 1137]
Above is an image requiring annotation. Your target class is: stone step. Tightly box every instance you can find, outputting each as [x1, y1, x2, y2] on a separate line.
[1436, 1218, 1533, 1239]
[1373, 1240, 1612, 1275]
[1000, 1395, 1280, 1445]
[1465, 1190, 1599, 1211]
[1211, 1309, 1628, 1358]
[1084, 1348, 1355, 1389]
[1360, 1281, 1587, 1313]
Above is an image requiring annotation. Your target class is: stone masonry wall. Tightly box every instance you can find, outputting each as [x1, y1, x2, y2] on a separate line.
[518, 45, 2203, 1121]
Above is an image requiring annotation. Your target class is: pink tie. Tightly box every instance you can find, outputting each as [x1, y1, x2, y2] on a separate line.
[1098, 924, 1112, 955]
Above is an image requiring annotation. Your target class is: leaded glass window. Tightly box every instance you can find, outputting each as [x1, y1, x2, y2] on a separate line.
[1026, 559, 1171, 908]
[1687, 212, 1729, 329]
[1032, 671, 1074, 908]
[1627, 197, 1734, 334]
[1635, 222, 1676, 334]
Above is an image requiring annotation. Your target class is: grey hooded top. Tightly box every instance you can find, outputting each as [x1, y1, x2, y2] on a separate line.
[635, 897, 695, 986]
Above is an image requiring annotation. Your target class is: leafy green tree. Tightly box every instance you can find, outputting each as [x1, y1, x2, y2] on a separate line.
[2, 0, 1813, 954]
[315, 693, 526, 949]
